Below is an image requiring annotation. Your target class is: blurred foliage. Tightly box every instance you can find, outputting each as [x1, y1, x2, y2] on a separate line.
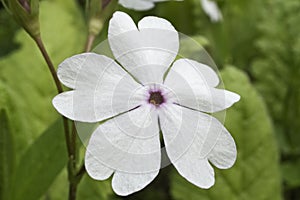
[44, 162, 115, 200]
[170, 67, 282, 200]
[250, 0, 300, 195]
[142, 0, 265, 71]
[0, 10, 20, 57]
[0, 109, 14, 200]
[12, 119, 66, 200]
[252, 0, 300, 154]
[1, 0, 299, 199]
[282, 159, 300, 190]
[0, 0, 85, 199]
[0, 0, 85, 160]
[200, 0, 265, 70]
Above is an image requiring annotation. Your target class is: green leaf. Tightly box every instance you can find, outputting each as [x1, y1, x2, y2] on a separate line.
[170, 67, 282, 200]
[251, 1, 300, 191]
[0, 109, 15, 200]
[41, 169, 68, 200]
[77, 175, 115, 200]
[0, 0, 85, 161]
[0, 10, 20, 57]
[12, 119, 67, 200]
[41, 167, 115, 200]
[281, 158, 300, 189]
[187, 0, 265, 69]
[251, 0, 300, 155]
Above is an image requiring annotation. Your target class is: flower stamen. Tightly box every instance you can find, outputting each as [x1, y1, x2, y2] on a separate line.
[148, 91, 164, 106]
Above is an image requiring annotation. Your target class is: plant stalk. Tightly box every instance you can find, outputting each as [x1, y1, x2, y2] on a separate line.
[34, 35, 78, 200]
[84, 33, 96, 52]
[34, 36, 63, 94]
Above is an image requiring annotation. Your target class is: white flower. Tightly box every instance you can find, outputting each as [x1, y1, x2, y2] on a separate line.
[119, 0, 180, 11]
[53, 11, 240, 196]
[200, 0, 223, 22]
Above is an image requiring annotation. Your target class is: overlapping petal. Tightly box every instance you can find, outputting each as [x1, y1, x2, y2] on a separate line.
[164, 59, 240, 113]
[108, 11, 179, 84]
[159, 104, 236, 188]
[53, 53, 142, 122]
[112, 170, 159, 196]
[85, 152, 114, 180]
[200, 0, 223, 22]
[86, 150, 159, 196]
[85, 105, 161, 174]
[85, 104, 161, 195]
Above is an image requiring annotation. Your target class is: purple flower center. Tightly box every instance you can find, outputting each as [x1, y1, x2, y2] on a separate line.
[148, 91, 165, 106]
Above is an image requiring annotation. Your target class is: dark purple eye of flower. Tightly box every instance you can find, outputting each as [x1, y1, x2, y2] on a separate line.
[148, 91, 165, 106]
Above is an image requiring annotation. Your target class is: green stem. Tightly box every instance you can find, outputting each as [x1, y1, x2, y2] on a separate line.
[84, 33, 96, 52]
[33, 35, 78, 200]
[75, 164, 86, 183]
[69, 184, 77, 200]
[34, 36, 63, 94]
[68, 123, 77, 200]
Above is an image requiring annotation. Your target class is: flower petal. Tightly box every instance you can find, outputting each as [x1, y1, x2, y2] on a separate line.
[173, 156, 215, 188]
[53, 91, 95, 122]
[207, 128, 237, 169]
[107, 11, 136, 37]
[119, 0, 155, 11]
[108, 11, 179, 84]
[200, 0, 223, 22]
[159, 104, 236, 188]
[164, 59, 240, 113]
[85, 105, 161, 174]
[85, 151, 114, 180]
[119, 0, 181, 11]
[53, 53, 142, 122]
[166, 58, 220, 87]
[112, 170, 159, 196]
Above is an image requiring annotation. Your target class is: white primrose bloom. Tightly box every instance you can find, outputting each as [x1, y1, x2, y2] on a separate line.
[200, 0, 223, 22]
[53, 11, 240, 196]
[119, 0, 179, 11]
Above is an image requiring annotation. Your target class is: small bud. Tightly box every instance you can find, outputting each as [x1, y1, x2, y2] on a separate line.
[86, 0, 117, 36]
[1, 0, 40, 38]
[18, 0, 31, 13]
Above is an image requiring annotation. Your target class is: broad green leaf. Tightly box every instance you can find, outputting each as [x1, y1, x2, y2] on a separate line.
[170, 67, 282, 200]
[43, 147, 115, 200]
[43, 170, 115, 200]
[12, 119, 67, 200]
[0, 0, 85, 161]
[0, 109, 14, 200]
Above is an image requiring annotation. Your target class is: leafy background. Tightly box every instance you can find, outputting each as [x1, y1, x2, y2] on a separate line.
[0, 0, 299, 199]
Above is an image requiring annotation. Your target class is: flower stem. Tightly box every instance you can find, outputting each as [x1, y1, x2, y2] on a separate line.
[76, 164, 86, 182]
[34, 35, 72, 155]
[33, 35, 79, 200]
[34, 36, 63, 94]
[84, 33, 96, 52]
[69, 184, 77, 200]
